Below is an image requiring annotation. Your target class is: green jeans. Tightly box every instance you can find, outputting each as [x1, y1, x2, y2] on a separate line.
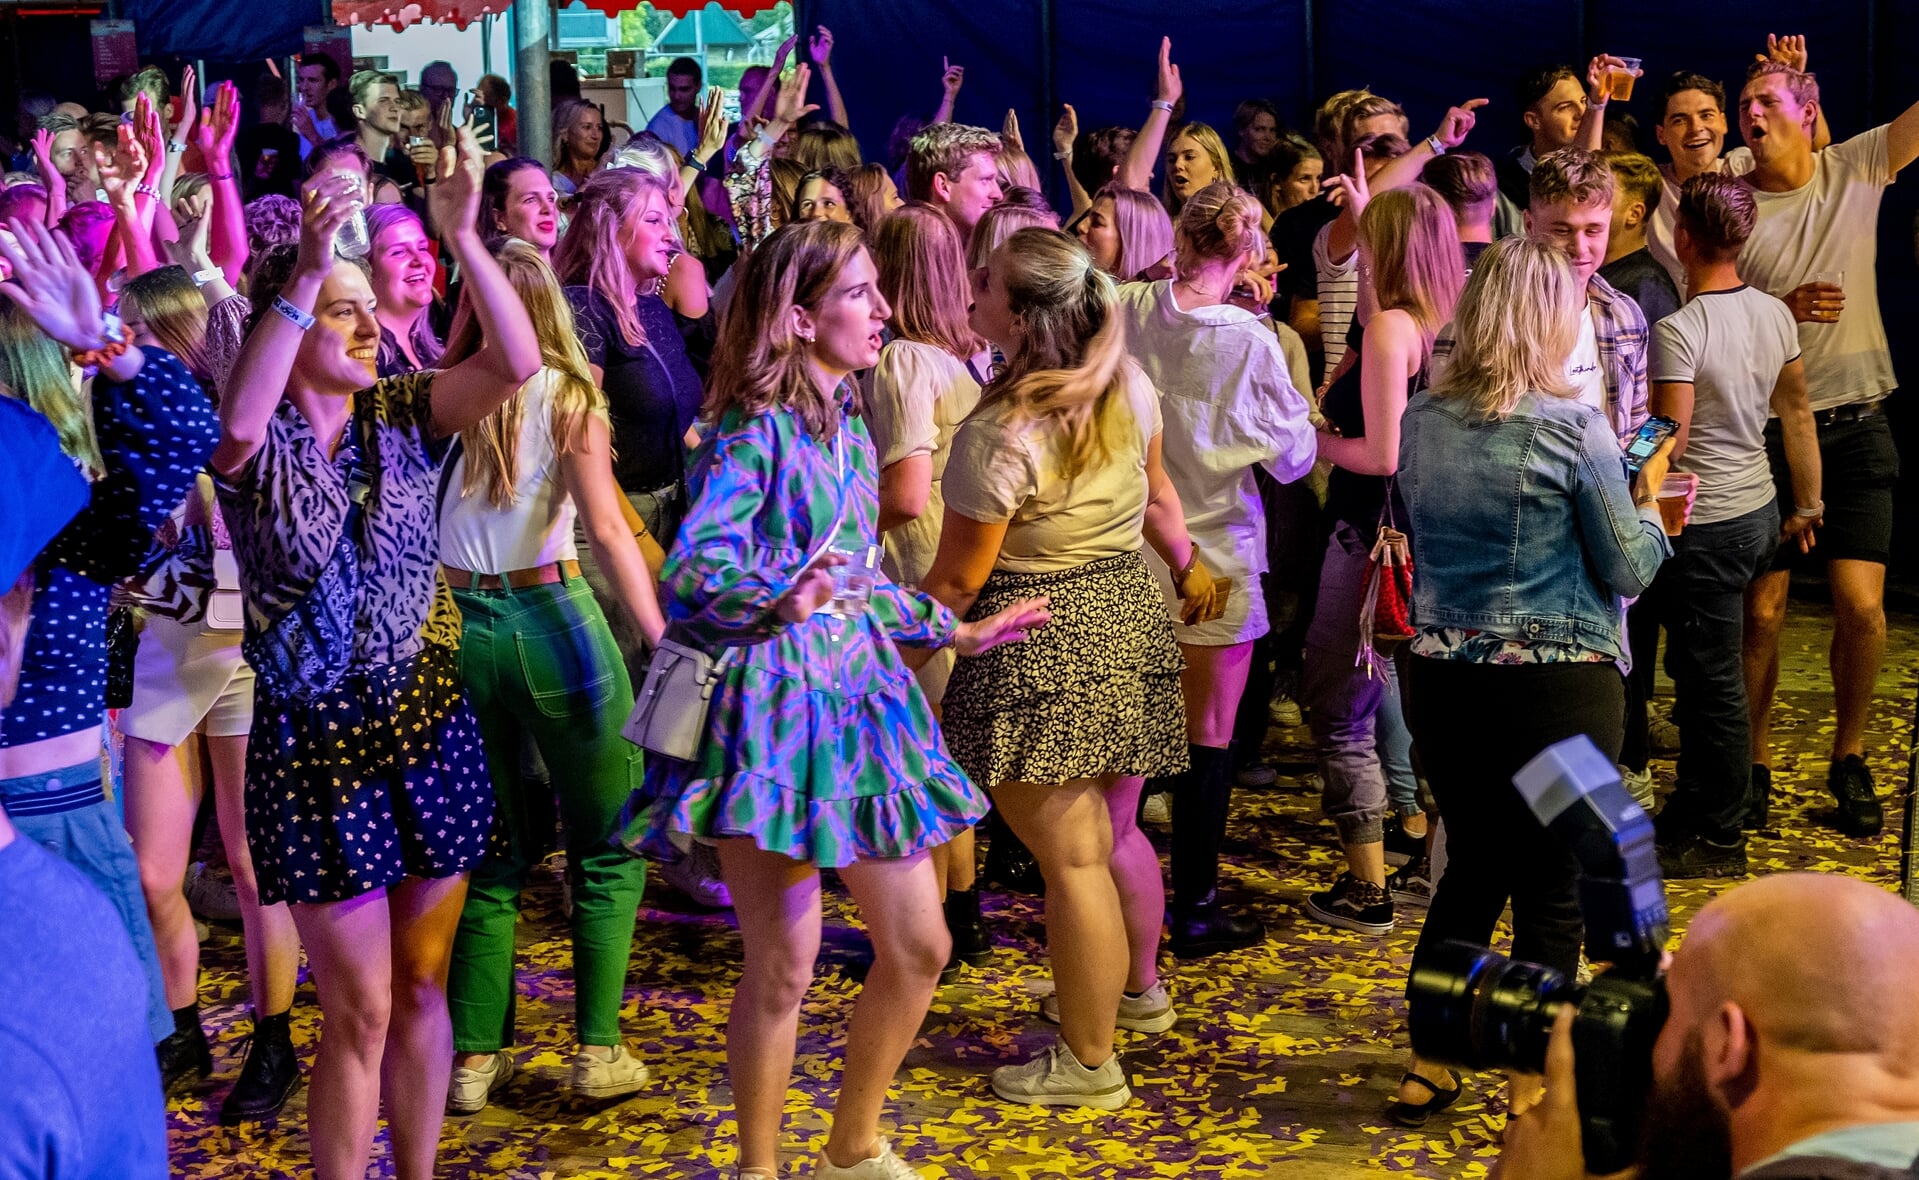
[447, 574, 646, 1049]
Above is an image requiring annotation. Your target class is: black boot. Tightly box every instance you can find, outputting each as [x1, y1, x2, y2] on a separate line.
[220, 1009, 301, 1125]
[982, 811, 1043, 896]
[156, 1002, 211, 1094]
[941, 887, 991, 983]
[1743, 764, 1772, 831]
[1169, 891, 1265, 958]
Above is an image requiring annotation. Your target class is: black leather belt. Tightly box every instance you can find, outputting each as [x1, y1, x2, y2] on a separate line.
[1812, 401, 1884, 428]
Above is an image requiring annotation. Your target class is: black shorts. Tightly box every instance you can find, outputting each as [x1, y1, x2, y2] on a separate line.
[1765, 406, 1900, 569]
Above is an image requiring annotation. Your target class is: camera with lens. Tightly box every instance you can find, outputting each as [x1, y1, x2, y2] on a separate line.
[1406, 736, 1672, 1174]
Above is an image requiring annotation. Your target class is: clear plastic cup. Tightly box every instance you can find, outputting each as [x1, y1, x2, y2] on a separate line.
[1611, 57, 1642, 102]
[1657, 472, 1698, 536]
[823, 544, 881, 619]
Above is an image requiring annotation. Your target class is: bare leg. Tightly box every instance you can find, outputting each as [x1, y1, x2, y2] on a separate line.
[994, 778, 1124, 1066]
[1742, 571, 1791, 768]
[123, 734, 205, 1010]
[381, 873, 468, 1180]
[289, 889, 395, 1180]
[1343, 839, 1388, 889]
[206, 733, 299, 1015]
[1826, 559, 1887, 762]
[1103, 774, 1161, 994]
[825, 852, 948, 1169]
[715, 839, 823, 1174]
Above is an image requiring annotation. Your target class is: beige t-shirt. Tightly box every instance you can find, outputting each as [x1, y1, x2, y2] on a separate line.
[860, 339, 985, 586]
[1736, 125, 1897, 411]
[942, 363, 1162, 573]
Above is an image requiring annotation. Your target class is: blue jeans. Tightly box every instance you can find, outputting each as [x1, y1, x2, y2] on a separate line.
[1658, 500, 1780, 842]
[2, 760, 171, 1041]
[1376, 672, 1420, 818]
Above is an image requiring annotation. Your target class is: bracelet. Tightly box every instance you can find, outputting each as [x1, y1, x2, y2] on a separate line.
[134, 182, 162, 199]
[1176, 545, 1202, 582]
[71, 339, 130, 369]
[272, 296, 316, 331]
[1149, 99, 1174, 113]
[167, 140, 187, 155]
[191, 266, 222, 287]
[1794, 502, 1825, 519]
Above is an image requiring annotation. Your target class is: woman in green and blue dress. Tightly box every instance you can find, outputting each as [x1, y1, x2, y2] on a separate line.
[626, 220, 1047, 1180]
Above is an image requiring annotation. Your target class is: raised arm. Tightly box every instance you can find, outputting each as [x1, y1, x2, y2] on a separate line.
[1052, 105, 1091, 217]
[1119, 37, 1180, 192]
[1322, 148, 1370, 267]
[29, 129, 68, 226]
[1356, 97, 1489, 222]
[810, 26, 849, 128]
[211, 176, 355, 475]
[162, 211, 237, 306]
[1579, 55, 1632, 152]
[192, 82, 247, 286]
[158, 65, 199, 204]
[1761, 36, 1832, 153]
[684, 85, 728, 193]
[741, 33, 797, 136]
[934, 57, 963, 126]
[96, 120, 160, 279]
[1768, 356, 1823, 553]
[424, 127, 541, 437]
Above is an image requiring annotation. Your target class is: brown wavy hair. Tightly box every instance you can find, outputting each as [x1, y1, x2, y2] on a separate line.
[705, 220, 867, 441]
[872, 203, 983, 360]
[552, 167, 673, 348]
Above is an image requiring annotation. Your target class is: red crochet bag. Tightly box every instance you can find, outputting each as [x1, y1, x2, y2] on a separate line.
[1356, 482, 1415, 677]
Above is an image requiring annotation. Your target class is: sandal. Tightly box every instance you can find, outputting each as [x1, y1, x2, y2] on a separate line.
[1387, 1068, 1462, 1127]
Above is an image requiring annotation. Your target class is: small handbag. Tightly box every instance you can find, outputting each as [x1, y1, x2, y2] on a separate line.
[1356, 481, 1416, 677]
[622, 427, 847, 762]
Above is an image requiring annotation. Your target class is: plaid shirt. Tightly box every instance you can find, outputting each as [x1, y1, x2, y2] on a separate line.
[1431, 272, 1650, 443]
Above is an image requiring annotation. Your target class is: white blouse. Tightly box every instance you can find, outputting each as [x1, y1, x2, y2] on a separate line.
[437, 368, 581, 575]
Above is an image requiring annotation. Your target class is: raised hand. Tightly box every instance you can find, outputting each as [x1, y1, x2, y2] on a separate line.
[772, 62, 820, 131]
[772, 32, 798, 72]
[1433, 97, 1489, 150]
[1587, 54, 1637, 103]
[0, 216, 108, 350]
[195, 81, 240, 168]
[809, 25, 834, 69]
[1053, 104, 1078, 158]
[1156, 37, 1183, 106]
[941, 56, 965, 101]
[295, 172, 361, 276]
[133, 92, 167, 184]
[1002, 108, 1023, 152]
[30, 127, 55, 173]
[954, 596, 1051, 656]
[162, 210, 213, 271]
[427, 124, 485, 242]
[696, 84, 728, 161]
[1761, 33, 1810, 72]
[94, 123, 151, 200]
[173, 184, 212, 223]
[1322, 148, 1372, 215]
[172, 64, 200, 147]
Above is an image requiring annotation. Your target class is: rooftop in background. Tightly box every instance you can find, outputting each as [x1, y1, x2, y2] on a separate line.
[654, 2, 754, 52]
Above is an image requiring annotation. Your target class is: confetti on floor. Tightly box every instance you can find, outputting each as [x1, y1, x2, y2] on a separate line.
[168, 601, 1915, 1178]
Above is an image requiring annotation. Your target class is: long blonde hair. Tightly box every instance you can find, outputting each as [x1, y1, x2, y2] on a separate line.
[442, 241, 607, 508]
[1163, 122, 1236, 215]
[0, 302, 101, 480]
[120, 266, 211, 388]
[972, 227, 1129, 481]
[872, 203, 983, 360]
[705, 220, 867, 441]
[1357, 184, 1466, 348]
[1429, 236, 1580, 418]
[552, 168, 672, 348]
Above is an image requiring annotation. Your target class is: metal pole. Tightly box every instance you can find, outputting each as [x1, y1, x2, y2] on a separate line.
[514, 0, 551, 166]
[482, 13, 493, 79]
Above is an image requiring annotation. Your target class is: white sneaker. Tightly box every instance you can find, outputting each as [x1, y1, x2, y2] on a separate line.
[570, 1043, 651, 1100]
[1269, 694, 1304, 728]
[447, 1049, 515, 1115]
[1618, 764, 1656, 812]
[660, 841, 733, 908]
[812, 1138, 921, 1179]
[1140, 791, 1172, 826]
[1040, 982, 1175, 1034]
[991, 1036, 1131, 1109]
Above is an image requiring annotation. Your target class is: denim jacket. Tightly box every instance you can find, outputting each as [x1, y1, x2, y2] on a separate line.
[1399, 389, 1671, 662]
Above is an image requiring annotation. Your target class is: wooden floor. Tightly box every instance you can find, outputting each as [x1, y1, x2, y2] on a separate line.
[168, 602, 1917, 1179]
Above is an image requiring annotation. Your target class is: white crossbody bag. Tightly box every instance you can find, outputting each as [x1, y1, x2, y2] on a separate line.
[623, 429, 847, 762]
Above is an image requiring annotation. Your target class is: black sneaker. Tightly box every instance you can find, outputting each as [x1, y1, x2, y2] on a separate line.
[1382, 817, 1425, 866]
[1168, 899, 1263, 958]
[156, 1021, 212, 1094]
[1387, 857, 1434, 909]
[1302, 873, 1395, 935]
[219, 1011, 301, 1125]
[1743, 764, 1772, 831]
[1657, 833, 1748, 879]
[1827, 755, 1884, 838]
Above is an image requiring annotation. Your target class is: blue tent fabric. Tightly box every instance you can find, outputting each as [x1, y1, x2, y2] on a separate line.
[126, 0, 311, 62]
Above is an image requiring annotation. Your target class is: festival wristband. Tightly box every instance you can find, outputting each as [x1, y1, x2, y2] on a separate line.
[272, 296, 316, 331]
[1794, 502, 1825, 519]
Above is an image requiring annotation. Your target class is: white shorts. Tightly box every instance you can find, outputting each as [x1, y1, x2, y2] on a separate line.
[118, 613, 255, 747]
[1145, 545, 1270, 647]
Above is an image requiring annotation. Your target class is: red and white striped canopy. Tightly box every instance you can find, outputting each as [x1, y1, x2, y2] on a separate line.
[333, 0, 783, 32]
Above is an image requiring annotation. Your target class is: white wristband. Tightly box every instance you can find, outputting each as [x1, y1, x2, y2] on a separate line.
[1149, 100, 1174, 113]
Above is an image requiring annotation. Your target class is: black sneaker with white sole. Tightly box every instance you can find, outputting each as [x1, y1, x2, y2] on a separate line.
[1387, 858, 1434, 908]
[1302, 873, 1395, 935]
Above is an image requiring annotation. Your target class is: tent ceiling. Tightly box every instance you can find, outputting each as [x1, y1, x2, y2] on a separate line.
[333, 0, 781, 32]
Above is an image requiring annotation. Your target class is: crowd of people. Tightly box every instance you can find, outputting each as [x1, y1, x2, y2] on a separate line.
[0, 20, 1911, 1180]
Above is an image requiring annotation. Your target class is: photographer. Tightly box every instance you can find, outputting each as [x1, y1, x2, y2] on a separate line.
[1501, 872, 1919, 1180]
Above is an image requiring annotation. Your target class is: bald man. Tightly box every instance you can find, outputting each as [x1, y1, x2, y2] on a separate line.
[1501, 872, 1919, 1180]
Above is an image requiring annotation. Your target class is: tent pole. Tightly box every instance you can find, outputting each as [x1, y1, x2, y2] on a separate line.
[515, 0, 551, 166]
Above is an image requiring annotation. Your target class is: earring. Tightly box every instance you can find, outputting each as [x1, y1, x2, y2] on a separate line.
[799, 330, 815, 343]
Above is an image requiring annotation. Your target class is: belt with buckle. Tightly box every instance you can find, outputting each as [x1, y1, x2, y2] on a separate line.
[2, 778, 107, 816]
[442, 559, 583, 591]
[1812, 401, 1884, 428]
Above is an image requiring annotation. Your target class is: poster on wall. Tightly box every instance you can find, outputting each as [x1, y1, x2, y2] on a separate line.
[304, 23, 355, 81]
[91, 20, 139, 89]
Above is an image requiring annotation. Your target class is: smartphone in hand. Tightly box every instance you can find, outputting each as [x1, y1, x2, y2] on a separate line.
[1623, 415, 1680, 473]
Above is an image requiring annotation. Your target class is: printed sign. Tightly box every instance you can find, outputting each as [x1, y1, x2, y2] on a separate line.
[91, 20, 139, 89]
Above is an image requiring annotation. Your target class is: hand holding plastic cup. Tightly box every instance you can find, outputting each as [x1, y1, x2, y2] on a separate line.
[1811, 270, 1846, 323]
[1656, 473, 1698, 536]
[823, 543, 881, 619]
[1609, 57, 1643, 102]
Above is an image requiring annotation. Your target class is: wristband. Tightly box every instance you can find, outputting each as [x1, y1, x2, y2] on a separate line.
[210, 172, 234, 182]
[192, 266, 222, 288]
[167, 140, 188, 155]
[1426, 135, 1447, 156]
[1794, 502, 1825, 519]
[272, 296, 316, 331]
[1149, 99, 1174, 113]
[1053, 149, 1072, 161]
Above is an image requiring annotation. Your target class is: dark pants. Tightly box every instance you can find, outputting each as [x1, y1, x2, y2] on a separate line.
[1657, 501, 1780, 843]
[1619, 593, 1662, 774]
[1405, 657, 1625, 981]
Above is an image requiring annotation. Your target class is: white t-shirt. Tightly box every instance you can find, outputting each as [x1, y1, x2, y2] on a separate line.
[1736, 125, 1897, 411]
[1650, 284, 1799, 526]
[438, 368, 582, 573]
[1648, 149, 1754, 295]
[943, 363, 1161, 574]
[860, 339, 985, 586]
[1312, 221, 1360, 376]
[1567, 305, 1606, 413]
